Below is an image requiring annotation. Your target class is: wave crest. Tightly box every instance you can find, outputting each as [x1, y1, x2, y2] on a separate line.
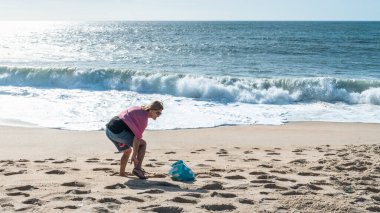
[1, 66, 380, 105]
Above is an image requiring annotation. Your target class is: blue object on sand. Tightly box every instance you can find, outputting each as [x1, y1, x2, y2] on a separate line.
[168, 160, 195, 181]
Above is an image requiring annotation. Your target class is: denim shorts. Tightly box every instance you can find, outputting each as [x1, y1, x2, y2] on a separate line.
[105, 127, 134, 152]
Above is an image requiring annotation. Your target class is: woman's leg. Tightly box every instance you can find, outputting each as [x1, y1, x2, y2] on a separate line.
[136, 139, 147, 170]
[120, 148, 132, 176]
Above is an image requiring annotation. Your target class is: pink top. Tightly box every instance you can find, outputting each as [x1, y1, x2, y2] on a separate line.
[118, 106, 148, 140]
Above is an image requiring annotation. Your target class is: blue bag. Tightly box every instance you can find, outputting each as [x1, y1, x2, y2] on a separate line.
[168, 160, 195, 181]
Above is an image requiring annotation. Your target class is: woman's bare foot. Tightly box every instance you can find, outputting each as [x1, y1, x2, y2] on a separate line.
[133, 168, 148, 179]
[119, 173, 128, 177]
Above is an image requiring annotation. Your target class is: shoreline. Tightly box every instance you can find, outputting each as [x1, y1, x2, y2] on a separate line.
[0, 121, 379, 160]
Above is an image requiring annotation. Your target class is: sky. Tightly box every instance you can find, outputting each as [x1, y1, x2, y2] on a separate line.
[0, 0, 379, 21]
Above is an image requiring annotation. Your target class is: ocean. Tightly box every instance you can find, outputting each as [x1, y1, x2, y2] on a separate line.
[0, 21, 379, 130]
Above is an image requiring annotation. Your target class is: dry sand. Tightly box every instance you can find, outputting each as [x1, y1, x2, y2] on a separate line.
[0, 122, 379, 212]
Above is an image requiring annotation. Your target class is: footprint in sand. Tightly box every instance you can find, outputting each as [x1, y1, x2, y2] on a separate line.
[182, 193, 202, 198]
[281, 190, 307, 196]
[249, 171, 267, 175]
[4, 170, 26, 176]
[258, 164, 273, 168]
[98, 198, 122, 204]
[45, 170, 66, 175]
[238, 198, 255, 205]
[244, 158, 259, 162]
[201, 204, 236, 211]
[149, 206, 184, 213]
[52, 158, 74, 164]
[92, 168, 113, 172]
[289, 159, 309, 165]
[165, 151, 176, 154]
[269, 170, 287, 174]
[85, 158, 99, 163]
[105, 183, 126, 189]
[121, 196, 145, 202]
[297, 172, 320, 176]
[33, 160, 46, 163]
[251, 180, 275, 184]
[211, 192, 237, 198]
[22, 198, 42, 206]
[6, 185, 39, 191]
[263, 184, 288, 190]
[171, 196, 198, 204]
[61, 181, 86, 187]
[137, 189, 165, 194]
[224, 175, 246, 180]
[200, 182, 224, 190]
[148, 173, 167, 178]
[6, 192, 30, 197]
[65, 189, 91, 195]
[267, 152, 280, 155]
[54, 205, 79, 210]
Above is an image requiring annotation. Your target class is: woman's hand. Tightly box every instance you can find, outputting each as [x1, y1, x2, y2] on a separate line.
[131, 155, 139, 165]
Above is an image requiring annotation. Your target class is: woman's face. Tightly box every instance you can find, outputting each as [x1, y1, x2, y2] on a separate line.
[150, 109, 162, 120]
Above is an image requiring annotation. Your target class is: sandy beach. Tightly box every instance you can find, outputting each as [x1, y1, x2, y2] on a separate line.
[0, 122, 380, 212]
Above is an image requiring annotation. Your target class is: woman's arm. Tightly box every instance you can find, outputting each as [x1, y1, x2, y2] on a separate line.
[131, 137, 140, 165]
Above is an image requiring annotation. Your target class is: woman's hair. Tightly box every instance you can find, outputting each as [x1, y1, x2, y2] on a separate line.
[142, 100, 164, 111]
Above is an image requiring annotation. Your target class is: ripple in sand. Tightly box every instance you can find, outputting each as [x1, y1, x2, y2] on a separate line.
[211, 192, 237, 198]
[172, 196, 198, 204]
[98, 198, 122, 204]
[201, 204, 236, 211]
[121, 196, 145, 202]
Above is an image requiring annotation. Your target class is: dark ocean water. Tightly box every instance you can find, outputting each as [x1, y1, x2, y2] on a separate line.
[0, 21, 379, 130]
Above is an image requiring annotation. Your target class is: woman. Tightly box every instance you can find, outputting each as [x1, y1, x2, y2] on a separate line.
[105, 100, 163, 179]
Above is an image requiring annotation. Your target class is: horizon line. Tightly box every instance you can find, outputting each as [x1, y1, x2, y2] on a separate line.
[1, 19, 379, 22]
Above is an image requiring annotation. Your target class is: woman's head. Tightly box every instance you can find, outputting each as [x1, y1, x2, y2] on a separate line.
[143, 100, 164, 120]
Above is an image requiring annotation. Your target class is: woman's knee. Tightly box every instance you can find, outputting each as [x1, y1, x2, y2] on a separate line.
[124, 148, 132, 154]
[139, 139, 147, 147]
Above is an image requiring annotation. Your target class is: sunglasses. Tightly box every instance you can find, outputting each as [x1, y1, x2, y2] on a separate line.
[156, 111, 162, 116]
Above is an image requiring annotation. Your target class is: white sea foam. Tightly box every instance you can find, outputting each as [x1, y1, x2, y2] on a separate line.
[1, 85, 380, 131]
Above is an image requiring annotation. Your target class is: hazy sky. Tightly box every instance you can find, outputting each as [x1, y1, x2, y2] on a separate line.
[1, 0, 379, 21]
